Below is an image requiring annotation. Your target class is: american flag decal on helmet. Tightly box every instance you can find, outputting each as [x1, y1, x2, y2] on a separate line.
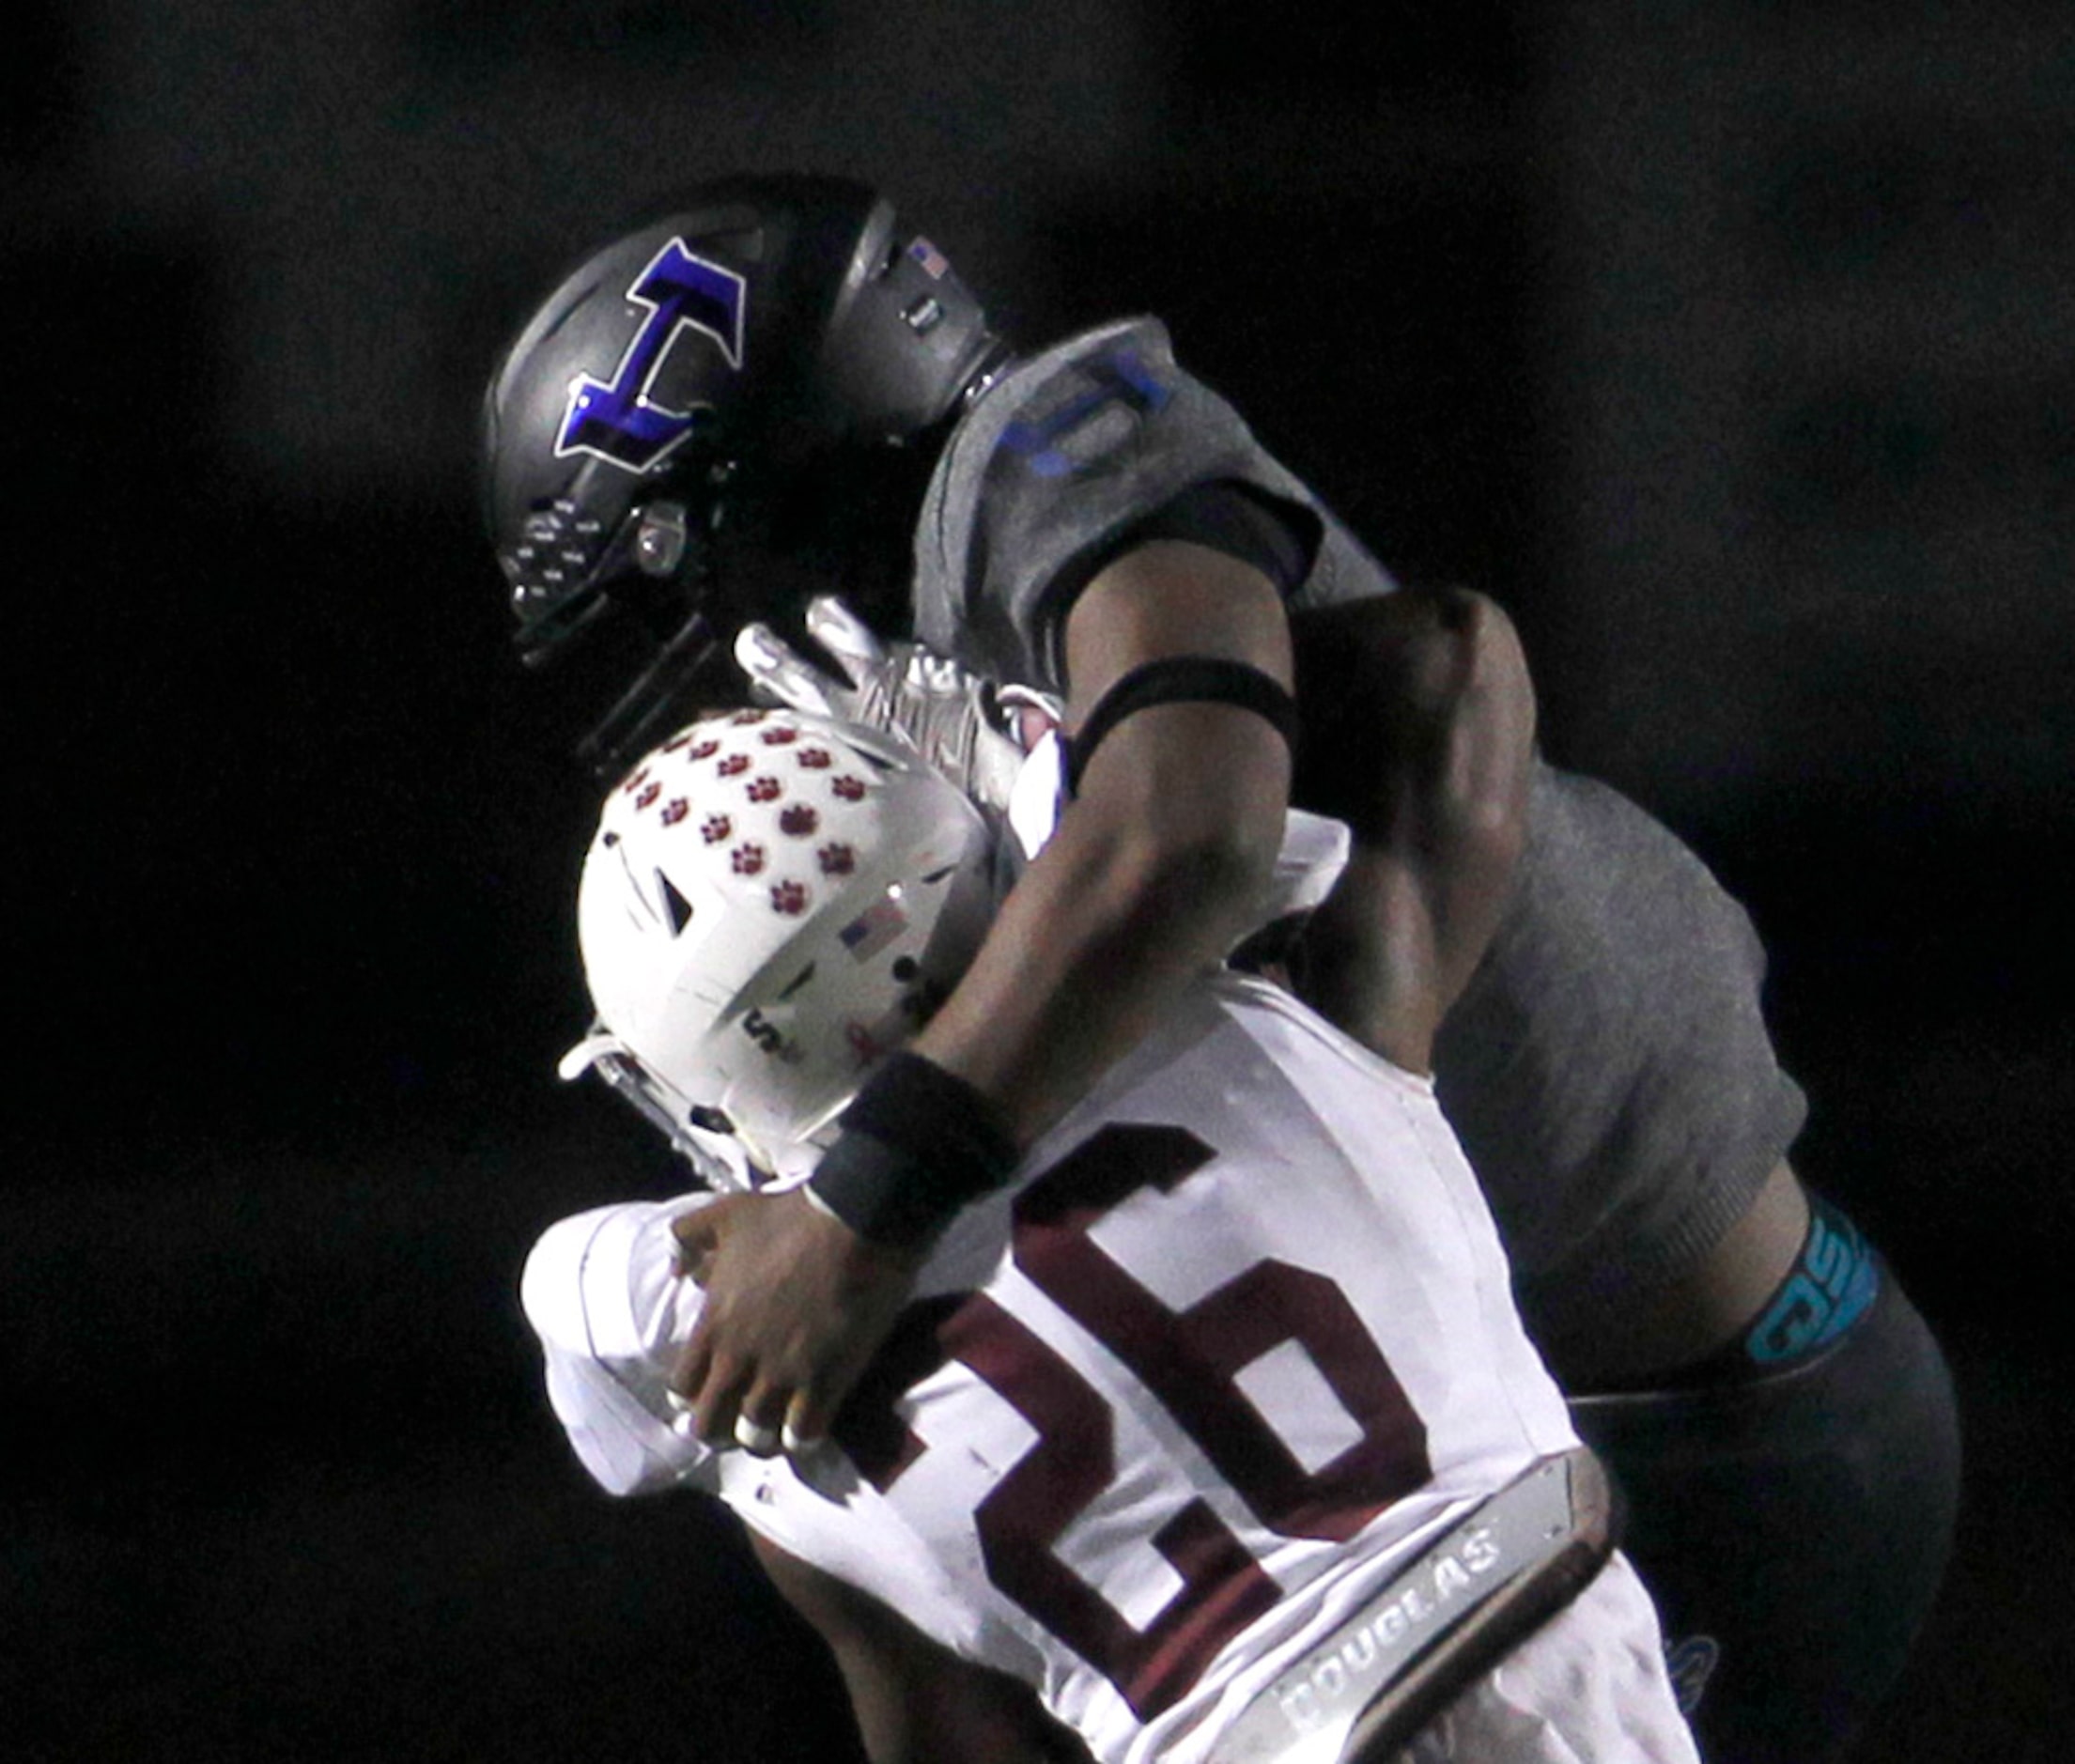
[839, 895, 907, 962]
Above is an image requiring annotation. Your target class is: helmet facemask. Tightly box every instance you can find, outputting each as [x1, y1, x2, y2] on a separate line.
[482, 174, 1007, 778]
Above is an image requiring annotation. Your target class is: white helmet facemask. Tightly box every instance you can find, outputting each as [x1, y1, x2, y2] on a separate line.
[561, 707, 996, 1189]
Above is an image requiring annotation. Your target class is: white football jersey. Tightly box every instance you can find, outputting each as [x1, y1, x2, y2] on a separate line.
[523, 972, 1691, 1763]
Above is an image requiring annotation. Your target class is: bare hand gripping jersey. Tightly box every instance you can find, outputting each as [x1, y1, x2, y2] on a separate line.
[524, 974, 1697, 1763]
[910, 318, 1805, 1343]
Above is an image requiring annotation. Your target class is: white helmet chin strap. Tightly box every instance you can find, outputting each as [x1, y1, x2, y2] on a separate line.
[556, 1026, 773, 1193]
[555, 1027, 623, 1084]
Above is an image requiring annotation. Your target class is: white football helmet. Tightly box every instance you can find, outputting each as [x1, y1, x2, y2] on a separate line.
[561, 707, 995, 1188]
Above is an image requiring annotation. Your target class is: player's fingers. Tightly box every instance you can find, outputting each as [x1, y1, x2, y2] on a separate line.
[669, 1320, 715, 1410]
[783, 1361, 859, 1462]
[735, 623, 843, 712]
[734, 1415, 782, 1456]
[782, 1389, 830, 1461]
[733, 1381, 790, 1458]
[804, 596, 886, 672]
[687, 1349, 755, 1447]
[670, 1210, 719, 1283]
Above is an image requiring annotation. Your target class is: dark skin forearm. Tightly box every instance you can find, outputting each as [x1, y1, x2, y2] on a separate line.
[1288, 585, 1537, 1072]
[670, 540, 1293, 1454]
[911, 539, 1293, 1136]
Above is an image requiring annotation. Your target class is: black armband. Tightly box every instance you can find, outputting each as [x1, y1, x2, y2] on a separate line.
[808, 1052, 1020, 1248]
[1064, 657, 1300, 797]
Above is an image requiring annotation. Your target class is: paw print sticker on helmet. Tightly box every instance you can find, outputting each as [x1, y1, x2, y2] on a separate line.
[565, 707, 994, 1186]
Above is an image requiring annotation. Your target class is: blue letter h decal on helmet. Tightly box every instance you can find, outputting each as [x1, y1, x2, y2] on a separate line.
[557, 240, 750, 474]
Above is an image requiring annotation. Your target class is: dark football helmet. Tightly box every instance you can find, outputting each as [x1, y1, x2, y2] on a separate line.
[481, 173, 1007, 774]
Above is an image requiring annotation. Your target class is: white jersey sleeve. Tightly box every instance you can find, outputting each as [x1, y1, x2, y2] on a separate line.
[519, 1196, 721, 1499]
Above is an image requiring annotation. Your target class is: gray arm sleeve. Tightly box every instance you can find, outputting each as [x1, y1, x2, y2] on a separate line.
[913, 318, 1386, 690]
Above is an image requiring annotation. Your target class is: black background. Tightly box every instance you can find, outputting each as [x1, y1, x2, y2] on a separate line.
[7, 4, 2069, 1758]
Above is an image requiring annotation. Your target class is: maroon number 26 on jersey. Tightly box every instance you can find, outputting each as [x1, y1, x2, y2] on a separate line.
[836, 1122, 1432, 1719]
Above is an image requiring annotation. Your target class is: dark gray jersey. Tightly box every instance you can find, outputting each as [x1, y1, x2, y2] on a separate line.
[914, 317, 1388, 690]
[910, 316, 1804, 1346]
[1437, 767, 1804, 1342]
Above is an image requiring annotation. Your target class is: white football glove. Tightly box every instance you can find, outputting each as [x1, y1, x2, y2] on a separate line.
[734, 596, 1049, 815]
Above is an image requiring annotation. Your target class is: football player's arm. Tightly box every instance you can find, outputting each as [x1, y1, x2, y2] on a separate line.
[908, 537, 1293, 1130]
[1287, 585, 1537, 1074]
[670, 543, 1292, 1455]
[748, 1535, 1099, 1764]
